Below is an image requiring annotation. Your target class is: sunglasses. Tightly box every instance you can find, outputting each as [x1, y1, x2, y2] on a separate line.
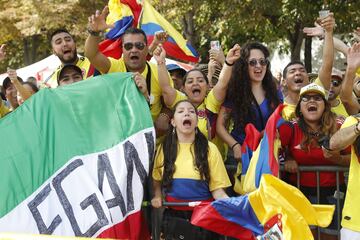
[123, 42, 146, 51]
[331, 79, 342, 87]
[248, 58, 268, 67]
[301, 94, 324, 102]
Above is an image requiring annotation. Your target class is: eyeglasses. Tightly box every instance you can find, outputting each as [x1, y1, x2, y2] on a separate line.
[248, 58, 268, 67]
[331, 79, 341, 87]
[301, 94, 324, 102]
[123, 42, 146, 51]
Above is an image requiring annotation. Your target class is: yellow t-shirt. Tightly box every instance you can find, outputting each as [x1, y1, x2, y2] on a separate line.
[282, 102, 296, 121]
[356, 67, 360, 78]
[340, 116, 360, 231]
[153, 141, 231, 200]
[108, 57, 170, 121]
[0, 101, 10, 118]
[45, 56, 92, 88]
[170, 89, 221, 139]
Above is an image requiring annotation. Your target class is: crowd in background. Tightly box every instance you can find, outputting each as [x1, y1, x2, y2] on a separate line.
[1, 6, 360, 240]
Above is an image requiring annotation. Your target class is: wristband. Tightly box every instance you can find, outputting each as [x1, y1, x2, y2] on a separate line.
[225, 60, 234, 66]
[355, 121, 360, 135]
[157, 60, 165, 65]
[231, 142, 240, 150]
[87, 28, 102, 37]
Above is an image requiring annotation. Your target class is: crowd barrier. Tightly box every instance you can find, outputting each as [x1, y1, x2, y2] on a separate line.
[146, 165, 349, 240]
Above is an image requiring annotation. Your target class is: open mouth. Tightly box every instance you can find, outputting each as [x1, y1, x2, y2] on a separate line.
[63, 50, 72, 55]
[183, 119, 192, 127]
[294, 78, 303, 84]
[130, 55, 139, 60]
[192, 88, 201, 96]
[307, 105, 318, 112]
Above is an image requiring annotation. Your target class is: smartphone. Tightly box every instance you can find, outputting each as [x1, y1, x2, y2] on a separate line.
[210, 40, 220, 50]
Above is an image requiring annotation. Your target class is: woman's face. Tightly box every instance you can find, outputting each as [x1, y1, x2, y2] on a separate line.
[171, 101, 198, 136]
[299, 92, 325, 123]
[247, 49, 267, 83]
[183, 70, 208, 105]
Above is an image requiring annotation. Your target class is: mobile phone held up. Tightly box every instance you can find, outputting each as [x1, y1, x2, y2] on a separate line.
[210, 40, 220, 50]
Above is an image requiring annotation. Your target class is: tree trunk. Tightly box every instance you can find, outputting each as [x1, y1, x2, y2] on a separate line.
[304, 37, 312, 73]
[23, 35, 40, 66]
[288, 20, 304, 62]
[181, 9, 197, 47]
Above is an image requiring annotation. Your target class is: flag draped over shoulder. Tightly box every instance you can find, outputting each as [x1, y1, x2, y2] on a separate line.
[0, 73, 155, 240]
[234, 104, 286, 194]
[191, 175, 335, 240]
[101, 0, 199, 62]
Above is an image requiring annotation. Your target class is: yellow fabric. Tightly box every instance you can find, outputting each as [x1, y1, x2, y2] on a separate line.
[152, 142, 231, 191]
[46, 56, 91, 88]
[0, 101, 10, 118]
[340, 116, 360, 232]
[248, 175, 335, 240]
[356, 67, 360, 78]
[108, 57, 171, 121]
[282, 102, 296, 121]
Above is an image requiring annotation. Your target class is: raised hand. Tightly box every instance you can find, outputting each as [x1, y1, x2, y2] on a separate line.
[225, 44, 241, 65]
[0, 44, 5, 61]
[209, 47, 225, 65]
[154, 31, 168, 44]
[303, 26, 324, 37]
[88, 6, 114, 32]
[347, 43, 360, 70]
[353, 27, 360, 42]
[153, 44, 166, 63]
[318, 12, 335, 33]
[7, 68, 18, 82]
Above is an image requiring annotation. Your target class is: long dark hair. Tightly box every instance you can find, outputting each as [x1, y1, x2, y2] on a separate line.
[161, 100, 210, 191]
[295, 96, 338, 150]
[226, 42, 280, 130]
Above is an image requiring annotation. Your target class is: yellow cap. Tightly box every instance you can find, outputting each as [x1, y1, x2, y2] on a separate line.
[299, 83, 326, 99]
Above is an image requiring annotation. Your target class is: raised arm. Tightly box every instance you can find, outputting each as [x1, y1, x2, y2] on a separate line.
[7, 69, 32, 102]
[340, 43, 360, 114]
[85, 6, 114, 73]
[317, 13, 335, 90]
[0, 44, 5, 62]
[212, 44, 241, 102]
[148, 31, 168, 56]
[330, 118, 360, 151]
[153, 45, 177, 107]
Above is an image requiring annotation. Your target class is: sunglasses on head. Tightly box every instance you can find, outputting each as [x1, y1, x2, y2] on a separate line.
[301, 94, 324, 102]
[123, 42, 146, 51]
[331, 79, 342, 87]
[248, 58, 269, 67]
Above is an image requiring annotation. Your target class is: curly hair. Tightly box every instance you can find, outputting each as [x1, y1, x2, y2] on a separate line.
[226, 42, 280, 130]
[160, 100, 210, 191]
[295, 97, 338, 150]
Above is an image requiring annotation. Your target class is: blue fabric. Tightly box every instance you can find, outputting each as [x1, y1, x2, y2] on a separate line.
[167, 178, 212, 201]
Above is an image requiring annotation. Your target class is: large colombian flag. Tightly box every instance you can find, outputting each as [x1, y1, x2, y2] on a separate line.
[234, 104, 286, 194]
[100, 0, 199, 62]
[0, 73, 155, 240]
[192, 175, 335, 240]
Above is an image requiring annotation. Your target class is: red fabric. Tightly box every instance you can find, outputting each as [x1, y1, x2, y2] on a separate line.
[98, 210, 150, 240]
[165, 195, 213, 211]
[279, 122, 345, 187]
[191, 202, 255, 240]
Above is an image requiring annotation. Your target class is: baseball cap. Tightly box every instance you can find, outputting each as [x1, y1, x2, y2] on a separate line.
[166, 64, 186, 75]
[299, 83, 326, 99]
[57, 64, 83, 82]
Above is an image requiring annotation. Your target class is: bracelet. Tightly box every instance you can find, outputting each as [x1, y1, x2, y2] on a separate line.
[225, 60, 234, 66]
[355, 121, 360, 135]
[87, 28, 102, 37]
[157, 60, 165, 65]
[231, 142, 240, 150]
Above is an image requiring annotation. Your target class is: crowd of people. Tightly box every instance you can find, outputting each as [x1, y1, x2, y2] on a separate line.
[1, 5, 360, 240]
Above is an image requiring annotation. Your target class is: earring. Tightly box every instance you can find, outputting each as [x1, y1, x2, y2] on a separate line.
[172, 127, 176, 135]
[195, 128, 198, 134]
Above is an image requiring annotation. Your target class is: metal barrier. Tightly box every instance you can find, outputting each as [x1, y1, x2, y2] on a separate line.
[279, 165, 349, 240]
[146, 165, 349, 240]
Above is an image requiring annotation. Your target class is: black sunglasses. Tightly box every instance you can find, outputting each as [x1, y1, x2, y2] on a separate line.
[123, 42, 146, 51]
[248, 58, 269, 67]
[331, 79, 342, 87]
[301, 94, 324, 102]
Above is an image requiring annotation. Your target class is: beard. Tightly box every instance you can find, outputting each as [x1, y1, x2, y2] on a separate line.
[58, 50, 78, 64]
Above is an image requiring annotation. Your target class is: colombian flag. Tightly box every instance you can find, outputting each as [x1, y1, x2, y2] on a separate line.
[100, 0, 199, 62]
[234, 105, 286, 194]
[139, 0, 199, 63]
[191, 175, 335, 240]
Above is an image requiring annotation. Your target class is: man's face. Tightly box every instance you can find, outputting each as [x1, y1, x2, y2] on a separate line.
[122, 34, 148, 72]
[51, 32, 77, 64]
[170, 70, 185, 91]
[285, 64, 309, 93]
[328, 77, 342, 101]
[58, 68, 83, 86]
